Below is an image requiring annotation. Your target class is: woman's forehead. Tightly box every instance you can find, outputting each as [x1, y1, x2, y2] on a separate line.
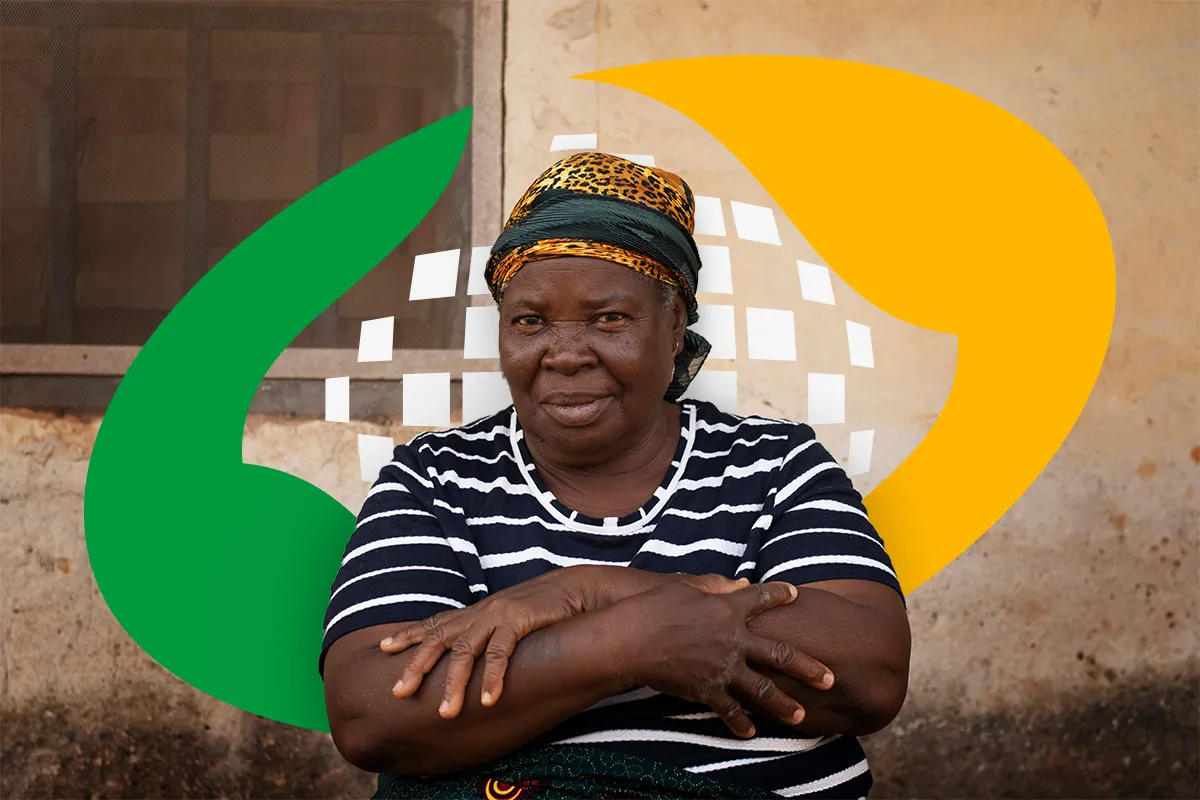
[504, 257, 651, 299]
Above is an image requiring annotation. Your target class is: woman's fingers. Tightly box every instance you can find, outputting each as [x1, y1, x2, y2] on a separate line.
[690, 574, 750, 595]
[746, 635, 834, 690]
[731, 581, 798, 619]
[479, 625, 521, 707]
[378, 621, 425, 653]
[380, 607, 467, 652]
[709, 693, 757, 739]
[731, 668, 806, 727]
[438, 627, 495, 719]
[390, 637, 450, 698]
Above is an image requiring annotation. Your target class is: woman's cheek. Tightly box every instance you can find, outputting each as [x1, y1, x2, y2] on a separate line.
[499, 344, 536, 389]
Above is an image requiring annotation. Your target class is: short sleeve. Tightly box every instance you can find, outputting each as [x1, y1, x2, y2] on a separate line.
[318, 437, 474, 675]
[753, 426, 904, 601]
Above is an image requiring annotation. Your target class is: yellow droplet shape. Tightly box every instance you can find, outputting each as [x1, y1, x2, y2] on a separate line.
[577, 57, 1114, 593]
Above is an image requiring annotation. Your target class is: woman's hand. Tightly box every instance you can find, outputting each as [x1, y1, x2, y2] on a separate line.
[622, 580, 836, 738]
[380, 567, 746, 718]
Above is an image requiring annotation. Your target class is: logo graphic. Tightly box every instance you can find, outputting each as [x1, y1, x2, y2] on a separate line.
[84, 57, 1114, 732]
[85, 109, 472, 731]
[578, 56, 1114, 592]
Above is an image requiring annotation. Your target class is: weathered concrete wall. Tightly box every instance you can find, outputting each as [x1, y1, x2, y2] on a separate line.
[2, 0, 1197, 797]
[0, 410, 397, 798]
[503, 0, 1199, 796]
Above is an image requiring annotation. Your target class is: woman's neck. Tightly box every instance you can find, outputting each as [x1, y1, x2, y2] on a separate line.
[526, 403, 682, 519]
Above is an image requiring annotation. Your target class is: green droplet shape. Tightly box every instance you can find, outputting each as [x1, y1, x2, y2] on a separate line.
[84, 108, 473, 732]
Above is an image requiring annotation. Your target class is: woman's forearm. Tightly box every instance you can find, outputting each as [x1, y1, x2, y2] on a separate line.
[580, 565, 730, 606]
[585, 565, 680, 604]
[329, 574, 907, 775]
[745, 585, 911, 736]
[561, 568, 909, 736]
[330, 603, 640, 777]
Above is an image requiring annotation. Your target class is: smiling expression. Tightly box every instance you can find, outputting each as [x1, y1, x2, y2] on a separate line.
[498, 257, 687, 463]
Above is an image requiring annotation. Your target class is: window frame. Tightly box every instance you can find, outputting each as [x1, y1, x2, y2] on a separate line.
[0, 0, 503, 404]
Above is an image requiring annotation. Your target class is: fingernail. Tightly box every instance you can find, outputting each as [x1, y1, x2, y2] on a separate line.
[789, 585, 798, 600]
[392, 680, 404, 695]
[822, 673, 834, 688]
[792, 708, 805, 724]
[482, 691, 493, 706]
[438, 700, 450, 716]
[746, 726, 756, 738]
[380, 637, 393, 647]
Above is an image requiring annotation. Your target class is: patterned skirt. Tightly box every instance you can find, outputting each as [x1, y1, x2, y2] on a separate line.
[370, 744, 779, 800]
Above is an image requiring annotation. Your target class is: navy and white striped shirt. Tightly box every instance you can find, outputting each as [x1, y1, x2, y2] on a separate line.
[320, 399, 903, 798]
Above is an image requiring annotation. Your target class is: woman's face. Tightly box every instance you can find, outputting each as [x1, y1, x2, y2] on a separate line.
[499, 257, 687, 463]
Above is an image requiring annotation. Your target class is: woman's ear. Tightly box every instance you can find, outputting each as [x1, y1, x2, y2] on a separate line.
[672, 295, 688, 354]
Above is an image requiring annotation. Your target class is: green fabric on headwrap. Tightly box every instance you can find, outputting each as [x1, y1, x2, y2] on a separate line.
[490, 191, 703, 301]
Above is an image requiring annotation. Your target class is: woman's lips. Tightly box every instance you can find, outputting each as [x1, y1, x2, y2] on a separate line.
[541, 395, 612, 427]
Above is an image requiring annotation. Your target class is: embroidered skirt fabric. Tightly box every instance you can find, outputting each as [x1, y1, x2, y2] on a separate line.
[371, 744, 776, 800]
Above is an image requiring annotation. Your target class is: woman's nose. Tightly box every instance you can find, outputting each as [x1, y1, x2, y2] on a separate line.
[541, 325, 597, 374]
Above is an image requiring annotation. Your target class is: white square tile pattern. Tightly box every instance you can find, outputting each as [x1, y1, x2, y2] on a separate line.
[324, 376, 349, 423]
[746, 308, 798, 361]
[403, 372, 451, 427]
[730, 201, 781, 245]
[467, 246, 492, 296]
[550, 133, 597, 151]
[847, 430, 875, 477]
[693, 196, 726, 237]
[807, 373, 846, 425]
[357, 434, 395, 483]
[463, 306, 500, 359]
[797, 260, 836, 305]
[682, 370, 738, 413]
[357, 316, 394, 362]
[692, 304, 736, 360]
[696, 245, 733, 294]
[462, 372, 513, 424]
[846, 321, 875, 368]
[409, 249, 461, 300]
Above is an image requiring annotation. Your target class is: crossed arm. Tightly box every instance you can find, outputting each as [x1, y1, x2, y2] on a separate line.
[322, 566, 910, 777]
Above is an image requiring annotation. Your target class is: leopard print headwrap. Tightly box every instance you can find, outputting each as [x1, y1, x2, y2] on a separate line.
[485, 153, 711, 402]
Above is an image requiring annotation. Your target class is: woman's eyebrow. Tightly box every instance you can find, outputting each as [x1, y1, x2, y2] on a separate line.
[581, 293, 637, 308]
[504, 297, 548, 312]
[504, 292, 638, 312]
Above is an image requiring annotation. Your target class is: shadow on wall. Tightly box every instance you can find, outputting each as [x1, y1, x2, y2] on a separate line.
[2, 674, 1197, 798]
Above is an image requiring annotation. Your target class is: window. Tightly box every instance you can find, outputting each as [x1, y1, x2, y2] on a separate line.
[0, 0, 501, 414]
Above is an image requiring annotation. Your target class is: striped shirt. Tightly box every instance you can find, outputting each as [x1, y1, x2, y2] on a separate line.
[320, 399, 903, 798]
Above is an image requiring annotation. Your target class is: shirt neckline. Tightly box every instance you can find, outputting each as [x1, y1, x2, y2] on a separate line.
[508, 402, 697, 534]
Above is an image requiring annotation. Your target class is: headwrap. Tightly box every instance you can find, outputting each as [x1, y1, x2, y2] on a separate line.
[484, 152, 711, 403]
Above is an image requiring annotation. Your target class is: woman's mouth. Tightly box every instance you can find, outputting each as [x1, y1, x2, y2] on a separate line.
[541, 395, 612, 427]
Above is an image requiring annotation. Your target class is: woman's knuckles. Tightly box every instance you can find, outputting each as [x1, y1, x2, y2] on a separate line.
[449, 637, 479, 658]
[697, 676, 728, 702]
[769, 640, 795, 668]
[485, 639, 512, 660]
[750, 677, 778, 705]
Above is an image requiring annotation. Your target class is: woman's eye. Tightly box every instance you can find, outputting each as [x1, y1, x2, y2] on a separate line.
[515, 316, 541, 327]
[598, 312, 626, 324]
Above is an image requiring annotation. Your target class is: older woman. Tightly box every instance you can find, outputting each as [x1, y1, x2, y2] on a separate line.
[320, 153, 910, 799]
